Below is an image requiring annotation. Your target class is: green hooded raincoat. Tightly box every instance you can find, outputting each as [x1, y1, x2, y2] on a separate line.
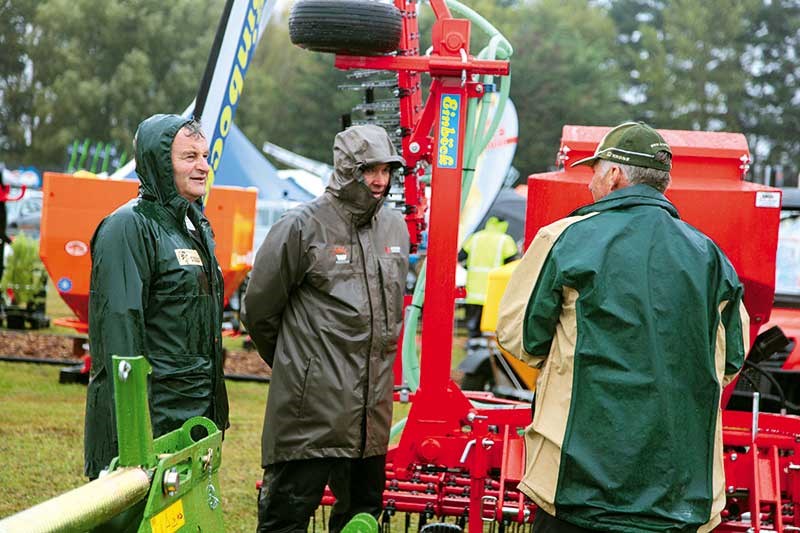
[84, 114, 228, 478]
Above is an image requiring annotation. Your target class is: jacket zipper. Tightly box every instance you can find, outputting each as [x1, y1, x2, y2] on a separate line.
[356, 224, 372, 457]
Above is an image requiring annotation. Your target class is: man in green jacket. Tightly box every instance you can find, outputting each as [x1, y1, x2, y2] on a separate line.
[243, 124, 409, 532]
[497, 122, 748, 532]
[84, 114, 228, 479]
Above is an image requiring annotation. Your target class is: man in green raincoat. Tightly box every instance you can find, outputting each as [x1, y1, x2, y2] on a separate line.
[244, 124, 409, 532]
[497, 122, 748, 532]
[84, 114, 228, 479]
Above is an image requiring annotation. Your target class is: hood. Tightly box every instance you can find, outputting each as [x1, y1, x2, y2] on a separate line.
[134, 114, 193, 207]
[484, 216, 509, 234]
[327, 124, 405, 225]
[571, 184, 680, 219]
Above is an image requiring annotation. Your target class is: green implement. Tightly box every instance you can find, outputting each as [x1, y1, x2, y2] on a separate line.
[0, 356, 225, 533]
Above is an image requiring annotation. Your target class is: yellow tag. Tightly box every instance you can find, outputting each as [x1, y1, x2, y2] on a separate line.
[175, 248, 203, 266]
[150, 499, 186, 533]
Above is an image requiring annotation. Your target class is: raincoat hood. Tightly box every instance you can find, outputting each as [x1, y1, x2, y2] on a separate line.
[134, 114, 193, 207]
[328, 124, 405, 225]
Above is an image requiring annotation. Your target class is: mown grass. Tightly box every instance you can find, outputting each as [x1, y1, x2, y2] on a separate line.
[3, 281, 470, 531]
[0, 361, 268, 531]
[0, 361, 446, 531]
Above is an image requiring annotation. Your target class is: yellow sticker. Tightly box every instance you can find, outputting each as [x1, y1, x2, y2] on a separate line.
[175, 248, 203, 266]
[150, 499, 186, 533]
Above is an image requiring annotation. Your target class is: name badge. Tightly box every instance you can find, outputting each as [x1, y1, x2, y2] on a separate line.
[175, 249, 203, 266]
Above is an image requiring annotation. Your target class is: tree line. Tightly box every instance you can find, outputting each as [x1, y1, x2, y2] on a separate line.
[1, 0, 799, 185]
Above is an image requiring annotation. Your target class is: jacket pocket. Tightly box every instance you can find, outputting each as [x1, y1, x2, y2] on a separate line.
[378, 255, 406, 341]
[296, 354, 315, 419]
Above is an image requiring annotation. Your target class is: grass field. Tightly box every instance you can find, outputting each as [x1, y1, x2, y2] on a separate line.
[0, 362, 421, 531]
[4, 277, 469, 530]
[0, 361, 268, 531]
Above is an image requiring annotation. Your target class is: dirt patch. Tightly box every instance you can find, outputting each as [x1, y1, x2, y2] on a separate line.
[0, 330, 271, 379]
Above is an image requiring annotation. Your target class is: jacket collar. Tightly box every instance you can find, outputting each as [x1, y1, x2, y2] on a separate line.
[571, 184, 680, 219]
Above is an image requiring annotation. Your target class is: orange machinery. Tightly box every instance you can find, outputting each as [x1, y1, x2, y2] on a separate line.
[39, 172, 257, 333]
[526, 125, 780, 345]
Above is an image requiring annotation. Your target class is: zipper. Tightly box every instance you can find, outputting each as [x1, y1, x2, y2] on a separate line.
[356, 223, 373, 456]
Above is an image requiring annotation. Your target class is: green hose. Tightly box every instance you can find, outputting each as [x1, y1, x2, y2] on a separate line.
[394, 2, 513, 442]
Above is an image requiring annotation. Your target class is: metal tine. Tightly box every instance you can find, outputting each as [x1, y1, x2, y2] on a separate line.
[353, 101, 401, 112]
[347, 69, 392, 79]
[339, 79, 399, 91]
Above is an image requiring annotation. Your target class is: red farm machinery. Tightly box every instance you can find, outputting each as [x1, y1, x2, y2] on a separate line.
[287, 0, 800, 531]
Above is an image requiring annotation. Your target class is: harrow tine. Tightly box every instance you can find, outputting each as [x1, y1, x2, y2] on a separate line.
[382, 510, 392, 533]
[405, 512, 412, 533]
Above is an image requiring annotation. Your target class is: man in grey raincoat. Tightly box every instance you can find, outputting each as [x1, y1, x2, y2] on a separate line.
[243, 124, 410, 532]
[84, 114, 228, 479]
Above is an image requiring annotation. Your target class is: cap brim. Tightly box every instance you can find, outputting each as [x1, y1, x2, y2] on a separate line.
[570, 155, 599, 168]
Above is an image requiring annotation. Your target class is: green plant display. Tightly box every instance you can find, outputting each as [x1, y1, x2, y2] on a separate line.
[0, 233, 47, 308]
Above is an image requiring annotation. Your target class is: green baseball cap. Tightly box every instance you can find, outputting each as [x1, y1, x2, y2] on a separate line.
[571, 121, 672, 171]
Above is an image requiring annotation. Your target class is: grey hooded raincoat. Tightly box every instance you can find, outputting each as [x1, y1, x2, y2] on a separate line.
[243, 125, 410, 466]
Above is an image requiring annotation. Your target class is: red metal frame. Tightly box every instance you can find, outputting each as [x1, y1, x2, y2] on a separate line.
[332, 0, 535, 529]
[717, 410, 800, 531]
[332, 3, 800, 531]
[0, 184, 25, 202]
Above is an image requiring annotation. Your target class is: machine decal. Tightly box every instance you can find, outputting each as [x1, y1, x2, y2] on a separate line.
[149, 497, 185, 533]
[57, 277, 73, 292]
[64, 240, 89, 257]
[437, 94, 461, 169]
[756, 191, 781, 208]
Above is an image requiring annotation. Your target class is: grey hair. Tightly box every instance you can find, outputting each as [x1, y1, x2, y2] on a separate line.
[599, 155, 671, 193]
[181, 119, 205, 139]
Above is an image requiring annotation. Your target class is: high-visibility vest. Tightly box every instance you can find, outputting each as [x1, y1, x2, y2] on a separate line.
[462, 217, 518, 305]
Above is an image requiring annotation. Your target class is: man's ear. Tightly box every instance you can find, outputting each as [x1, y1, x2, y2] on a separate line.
[609, 166, 628, 191]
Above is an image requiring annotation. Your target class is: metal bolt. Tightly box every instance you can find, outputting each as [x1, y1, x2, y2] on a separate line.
[163, 468, 180, 496]
[118, 361, 131, 381]
[409, 142, 420, 154]
[202, 447, 214, 472]
[466, 411, 487, 423]
[730, 453, 738, 461]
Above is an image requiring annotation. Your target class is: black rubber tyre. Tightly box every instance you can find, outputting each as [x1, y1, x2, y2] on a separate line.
[289, 0, 403, 56]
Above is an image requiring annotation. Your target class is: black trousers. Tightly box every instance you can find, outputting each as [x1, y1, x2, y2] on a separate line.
[257, 455, 386, 533]
[464, 303, 484, 338]
[533, 510, 594, 533]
